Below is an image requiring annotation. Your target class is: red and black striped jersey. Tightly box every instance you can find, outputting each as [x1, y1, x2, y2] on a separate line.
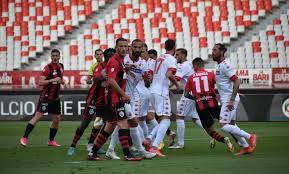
[185, 69, 218, 111]
[40, 62, 64, 100]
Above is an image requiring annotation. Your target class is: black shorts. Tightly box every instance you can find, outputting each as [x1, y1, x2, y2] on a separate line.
[36, 97, 61, 115]
[103, 102, 127, 122]
[197, 106, 220, 128]
[83, 104, 105, 120]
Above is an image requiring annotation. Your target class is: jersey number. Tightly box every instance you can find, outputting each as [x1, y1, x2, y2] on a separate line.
[193, 76, 209, 93]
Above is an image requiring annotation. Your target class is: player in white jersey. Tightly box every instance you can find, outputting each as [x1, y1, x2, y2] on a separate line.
[143, 39, 180, 157]
[212, 43, 257, 155]
[105, 39, 156, 159]
[167, 48, 202, 149]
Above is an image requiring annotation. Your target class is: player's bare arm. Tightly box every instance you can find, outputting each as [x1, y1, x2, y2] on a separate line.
[107, 78, 130, 103]
[167, 70, 180, 91]
[227, 77, 240, 111]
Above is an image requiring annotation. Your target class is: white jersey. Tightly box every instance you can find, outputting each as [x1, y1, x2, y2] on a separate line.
[215, 59, 239, 102]
[150, 53, 177, 96]
[124, 55, 148, 98]
[175, 61, 194, 90]
[135, 58, 154, 94]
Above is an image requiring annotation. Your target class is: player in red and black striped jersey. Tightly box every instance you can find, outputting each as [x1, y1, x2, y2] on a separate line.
[87, 38, 141, 161]
[20, 49, 64, 147]
[67, 48, 116, 156]
[184, 57, 234, 153]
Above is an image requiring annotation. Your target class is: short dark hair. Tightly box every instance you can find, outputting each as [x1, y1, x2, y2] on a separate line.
[148, 49, 157, 56]
[103, 48, 116, 62]
[165, 39, 176, 51]
[192, 57, 204, 68]
[116, 37, 128, 46]
[51, 49, 60, 55]
[176, 48, 187, 57]
[94, 49, 103, 55]
[215, 43, 227, 55]
[131, 39, 143, 46]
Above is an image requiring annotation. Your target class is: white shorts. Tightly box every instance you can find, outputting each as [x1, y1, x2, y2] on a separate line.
[132, 91, 150, 117]
[219, 97, 240, 124]
[150, 93, 171, 116]
[177, 96, 199, 119]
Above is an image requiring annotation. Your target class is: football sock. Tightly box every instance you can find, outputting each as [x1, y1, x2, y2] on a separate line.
[108, 126, 119, 151]
[221, 124, 250, 139]
[137, 125, 145, 142]
[88, 128, 101, 144]
[234, 135, 249, 148]
[139, 120, 149, 138]
[130, 127, 145, 151]
[23, 123, 34, 138]
[147, 124, 159, 141]
[176, 119, 185, 145]
[208, 130, 225, 143]
[49, 128, 58, 141]
[152, 119, 171, 148]
[194, 119, 203, 128]
[119, 129, 131, 157]
[92, 130, 110, 156]
[147, 118, 158, 133]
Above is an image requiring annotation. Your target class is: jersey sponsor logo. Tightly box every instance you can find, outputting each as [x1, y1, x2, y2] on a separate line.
[282, 98, 289, 118]
[111, 68, 114, 72]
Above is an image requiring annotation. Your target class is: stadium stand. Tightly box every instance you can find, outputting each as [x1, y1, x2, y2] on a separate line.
[0, 0, 288, 71]
[230, 9, 289, 69]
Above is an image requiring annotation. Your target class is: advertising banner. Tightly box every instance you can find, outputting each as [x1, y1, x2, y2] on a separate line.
[250, 69, 272, 88]
[272, 68, 289, 88]
[0, 71, 90, 89]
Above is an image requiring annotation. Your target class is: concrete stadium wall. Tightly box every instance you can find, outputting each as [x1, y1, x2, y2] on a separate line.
[0, 90, 288, 121]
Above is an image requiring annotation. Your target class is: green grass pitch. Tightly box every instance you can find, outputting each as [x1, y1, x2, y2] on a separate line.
[0, 121, 288, 174]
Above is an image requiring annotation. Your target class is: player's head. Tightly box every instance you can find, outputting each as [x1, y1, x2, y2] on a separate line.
[192, 57, 204, 71]
[141, 43, 149, 59]
[115, 37, 128, 57]
[131, 39, 143, 59]
[148, 49, 157, 60]
[94, 49, 104, 63]
[165, 39, 176, 55]
[103, 48, 116, 62]
[175, 48, 187, 63]
[51, 49, 60, 64]
[212, 43, 227, 62]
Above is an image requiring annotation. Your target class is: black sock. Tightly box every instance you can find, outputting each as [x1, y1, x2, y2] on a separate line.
[119, 129, 131, 157]
[49, 128, 58, 141]
[23, 123, 34, 138]
[166, 128, 171, 136]
[88, 128, 101, 144]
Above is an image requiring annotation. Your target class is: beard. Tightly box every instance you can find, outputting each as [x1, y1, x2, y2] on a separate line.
[132, 51, 141, 58]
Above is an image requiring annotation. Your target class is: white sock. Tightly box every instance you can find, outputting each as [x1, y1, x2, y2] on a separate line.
[221, 124, 250, 139]
[139, 120, 149, 138]
[194, 119, 203, 128]
[147, 124, 159, 141]
[130, 127, 145, 151]
[152, 119, 171, 148]
[235, 125, 251, 139]
[108, 126, 119, 151]
[137, 125, 145, 142]
[234, 135, 249, 148]
[147, 118, 158, 133]
[176, 119, 185, 146]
